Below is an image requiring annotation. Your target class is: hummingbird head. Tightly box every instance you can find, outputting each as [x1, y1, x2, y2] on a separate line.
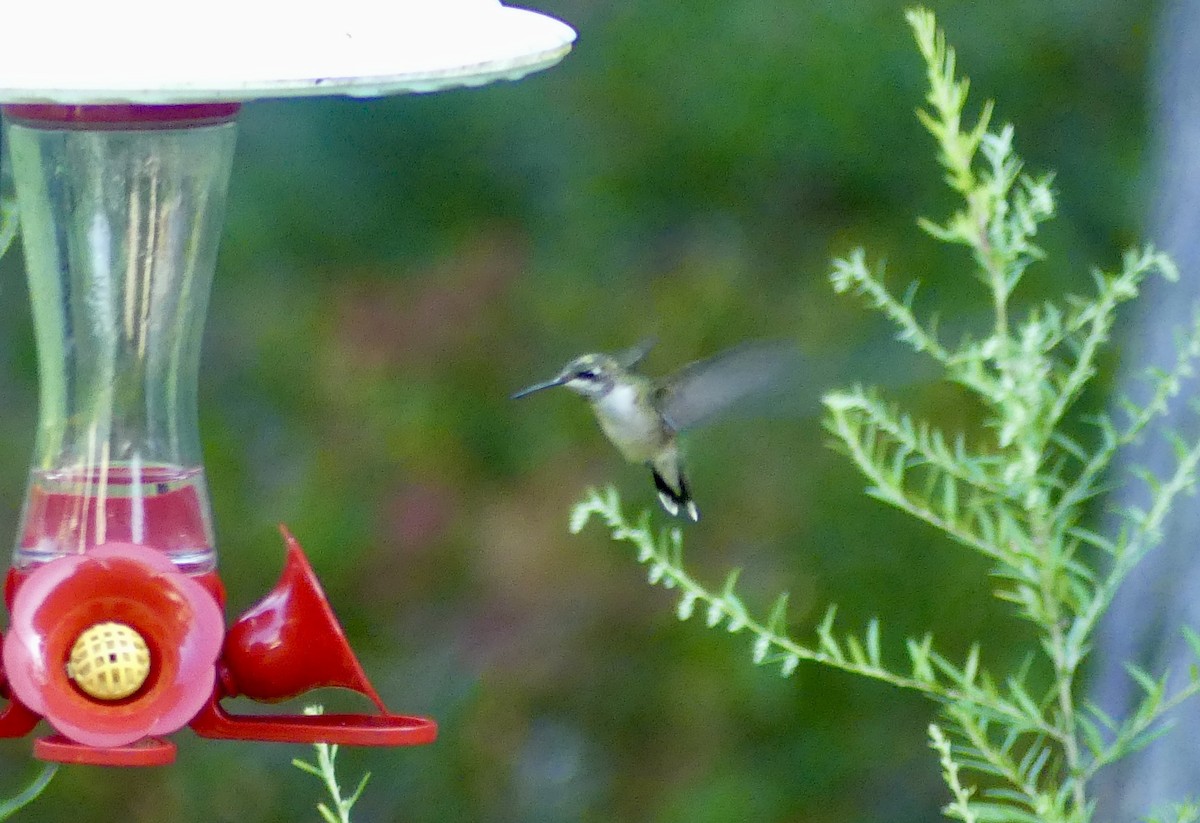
[511, 353, 623, 401]
[558, 354, 622, 399]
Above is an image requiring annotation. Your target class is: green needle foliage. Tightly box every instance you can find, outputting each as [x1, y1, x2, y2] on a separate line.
[292, 707, 373, 823]
[573, 8, 1200, 822]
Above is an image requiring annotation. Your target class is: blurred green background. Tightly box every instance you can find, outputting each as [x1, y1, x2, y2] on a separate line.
[0, 0, 1159, 820]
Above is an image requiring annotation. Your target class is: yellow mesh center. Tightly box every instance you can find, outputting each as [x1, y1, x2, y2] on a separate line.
[67, 621, 151, 701]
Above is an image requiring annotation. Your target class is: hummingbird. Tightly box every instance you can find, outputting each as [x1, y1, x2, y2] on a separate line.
[512, 339, 795, 521]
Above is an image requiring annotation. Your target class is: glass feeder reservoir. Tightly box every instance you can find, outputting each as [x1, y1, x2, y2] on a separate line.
[9, 108, 235, 574]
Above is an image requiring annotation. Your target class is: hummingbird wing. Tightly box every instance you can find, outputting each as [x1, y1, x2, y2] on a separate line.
[615, 337, 656, 369]
[654, 340, 801, 431]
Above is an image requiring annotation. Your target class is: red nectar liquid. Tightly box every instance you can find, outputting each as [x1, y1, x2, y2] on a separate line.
[16, 464, 216, 574]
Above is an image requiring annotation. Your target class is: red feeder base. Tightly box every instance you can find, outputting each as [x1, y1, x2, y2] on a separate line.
[0, 526, 437, 764]
[190, 694, 437, 746]
[35, 735, 176, 767]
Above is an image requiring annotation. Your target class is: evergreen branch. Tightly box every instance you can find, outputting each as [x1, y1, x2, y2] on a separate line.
[1084, 664, 1200, 780]
[907, 6, 990, 200]
[824, 386, 1007, 496]
[1044, 248, 1175, 443]
[829, 252, 1007, 400]
[912, 3, 1016, 338]
[1052, 417, 1120, 526]
[930, 723, 981, 823]
[1065, 431, 1200, 672]
[292, 706, 371, 823]
[974, 130, 1052, 309]
[571, 487, 1054, 737]
[824, 397, 1015, 563]
[940, 706, 1065, 823]
[1055, 305, 1200, 525]
[830, 251, 959, 369]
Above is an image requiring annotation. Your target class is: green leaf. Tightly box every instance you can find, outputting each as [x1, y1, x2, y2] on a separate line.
[1124, 662, 1163, 697]
[1183, 626, 1200, 662]
[647, 563, 666, 585]
[347, 772, 372, 808]
[907, 634, 935, 683]
[1016, 743, 1051, 785]
[1005, 677, 1043, 722]
[1082, 700, 1118, 731]
[963, 644, 980, 685]
[721, 569, 742, 598]
[766, 593, 790, 635]
[752, 634, 771, 665]
[780, 653, 800, 677]
[819, 630, 844, 663]
[942, 473, 960, 524]
[676, 591, 699, 622]
[866, 618, 882, 667]
[1122, 722, 1176, 757]
[292, 759, 323, 777]
[1077, 714, 1107, 758]
[705, 598, 724, 628]
[846, 635, 869, 667]
[568, 501, 594, 534]
[817, 604, 838, 638]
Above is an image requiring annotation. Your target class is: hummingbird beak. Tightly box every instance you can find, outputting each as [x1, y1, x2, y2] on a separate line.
[511, 376, 567, 399]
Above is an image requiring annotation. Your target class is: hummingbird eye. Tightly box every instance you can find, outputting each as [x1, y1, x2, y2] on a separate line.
[576, 369, 597, 381]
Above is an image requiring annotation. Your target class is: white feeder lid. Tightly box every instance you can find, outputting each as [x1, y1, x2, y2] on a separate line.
[0, 0, 575, 104]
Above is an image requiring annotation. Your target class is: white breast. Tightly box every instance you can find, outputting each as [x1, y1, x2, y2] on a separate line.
[594, 384, 662, 462]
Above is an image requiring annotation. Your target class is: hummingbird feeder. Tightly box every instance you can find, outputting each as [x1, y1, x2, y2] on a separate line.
[0, 0, 574, 767]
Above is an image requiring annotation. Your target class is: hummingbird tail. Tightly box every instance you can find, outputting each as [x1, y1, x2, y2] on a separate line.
[652, 468, 700, 522]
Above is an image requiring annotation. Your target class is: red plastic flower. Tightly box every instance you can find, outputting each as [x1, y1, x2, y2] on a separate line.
[2, 543, 223, 748]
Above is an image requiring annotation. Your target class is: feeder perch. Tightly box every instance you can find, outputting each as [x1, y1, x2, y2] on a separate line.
[0, 0, 575, 766]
